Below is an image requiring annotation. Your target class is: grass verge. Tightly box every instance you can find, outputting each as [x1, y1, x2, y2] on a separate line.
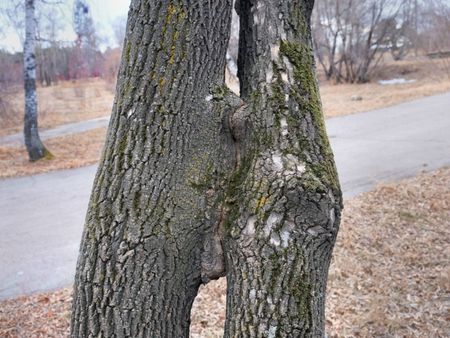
[0, 128, 106, 179]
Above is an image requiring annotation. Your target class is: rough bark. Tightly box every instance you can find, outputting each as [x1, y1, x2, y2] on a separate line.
[224, 1, 342, 336]
[71, 0, 342, 337]
[71, 1, 238, 337]
[24, 0, 51, 161]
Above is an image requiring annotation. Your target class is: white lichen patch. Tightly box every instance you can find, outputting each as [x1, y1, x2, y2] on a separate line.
[307, 225, 327, 237]
[266, 66, 274, 84]
[257, 151, 306, 181]
[268, 326, 277, 338]
[253, 9, 265, 25]
[268, 151, 306, 176]
[127, 107, 135, 118]
[280, 220, 295, 248]
[270, 44, 280, 61]
[282, 56, 294, 84]
[271, 152, 284, 172]
[270, 232, 281, 246]
[264, 213, 282, 237]
[284, 154, 306, 176]
[280, 117, 288, 136]
[243, 216, 256, 236]
[329, 208, 336, 227]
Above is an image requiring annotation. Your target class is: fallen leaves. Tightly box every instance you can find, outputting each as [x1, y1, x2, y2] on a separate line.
[1, 168, 449, 337]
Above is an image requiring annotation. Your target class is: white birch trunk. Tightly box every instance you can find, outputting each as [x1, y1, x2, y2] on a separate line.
[24, 0, 51, 161]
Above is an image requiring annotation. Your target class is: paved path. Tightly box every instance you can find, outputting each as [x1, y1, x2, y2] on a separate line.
[1, 92, 450, 300]
[0, 116, 110, 147]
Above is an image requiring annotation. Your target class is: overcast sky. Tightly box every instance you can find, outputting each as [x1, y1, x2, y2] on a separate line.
[89, 0, 131, 42]
[0, 0, 132, 52]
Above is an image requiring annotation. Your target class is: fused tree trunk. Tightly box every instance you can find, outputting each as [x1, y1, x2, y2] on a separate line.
[71, 0, 342, 337]
[24, 0, 51, 161]
[224, 1, 342, 335]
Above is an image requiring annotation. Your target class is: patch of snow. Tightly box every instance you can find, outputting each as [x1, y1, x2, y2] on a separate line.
[378, 78, 417, 85]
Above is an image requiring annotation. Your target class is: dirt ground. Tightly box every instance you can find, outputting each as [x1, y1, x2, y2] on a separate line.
[1, 167, 448, 338]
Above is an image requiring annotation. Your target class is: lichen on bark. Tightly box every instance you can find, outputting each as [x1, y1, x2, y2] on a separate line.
[71, 0, 342, 337]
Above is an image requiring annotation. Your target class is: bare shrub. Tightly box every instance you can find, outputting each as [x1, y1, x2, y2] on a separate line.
[313, 0, 411, 83]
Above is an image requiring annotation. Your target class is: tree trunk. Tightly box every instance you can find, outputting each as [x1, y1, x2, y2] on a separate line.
[24, 0, 51, 161]
[71, 1, 342, 337]
[225, 0, 341, 335]
[71, 1, 238, 336]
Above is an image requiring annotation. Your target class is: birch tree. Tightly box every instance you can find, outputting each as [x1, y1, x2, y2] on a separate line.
[71, 0, 342, 337]
[24, 0, 51, 161]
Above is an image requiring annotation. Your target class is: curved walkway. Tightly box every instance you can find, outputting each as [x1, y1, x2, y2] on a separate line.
[0, 116, 110, 147]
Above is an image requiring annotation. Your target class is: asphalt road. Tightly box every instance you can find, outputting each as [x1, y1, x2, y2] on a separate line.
[1, 92, 449, 300]
[0, 116, 110, 147]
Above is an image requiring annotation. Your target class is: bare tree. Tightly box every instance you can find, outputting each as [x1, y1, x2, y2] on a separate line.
[71, 0, 342, 336]
[312, 0, 353, 81]
[111, 15, 127, 49]
[1, 1, 25, 47]
[419, 0, 450, 53]
[313, 0, 403, 83]
[71, 0, 99, 78]
[35, 4, 64, 86]
[23, 0, 51, 161]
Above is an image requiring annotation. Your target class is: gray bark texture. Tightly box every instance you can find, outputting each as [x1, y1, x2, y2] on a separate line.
[23, 0, 51, 161]
[71, 0, 342, 337]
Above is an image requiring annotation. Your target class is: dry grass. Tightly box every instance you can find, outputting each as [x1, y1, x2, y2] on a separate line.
[325, 168, 450, 337]
[320, 78, 450, 118]
[1, 168, 449, 337]
[0, 78, 114, 137]
[319, 56, 450, 118]
[0, 128, 106, 179]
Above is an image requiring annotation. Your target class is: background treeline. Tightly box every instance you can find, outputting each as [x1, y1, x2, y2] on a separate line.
[0, 0, 449, 91]
[312, 0, 450, 83]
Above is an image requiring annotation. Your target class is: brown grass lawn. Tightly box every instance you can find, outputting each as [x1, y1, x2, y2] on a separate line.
[0, 78, 114, 137]
[1, 167, 448, 337]
[319, 56, 450, 118]
[1, 56, 450, 178]
[0, 128, 106, 179]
